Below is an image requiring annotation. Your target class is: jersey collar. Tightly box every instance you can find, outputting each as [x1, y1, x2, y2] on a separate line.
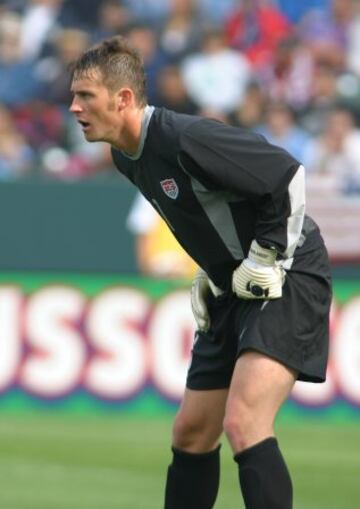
[121, 105, 155, 161]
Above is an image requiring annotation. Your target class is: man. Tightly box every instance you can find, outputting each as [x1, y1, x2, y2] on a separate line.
[69, 36, 332, 509]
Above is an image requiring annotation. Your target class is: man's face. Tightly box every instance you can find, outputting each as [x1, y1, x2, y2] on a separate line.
[69, 70, 118, 143]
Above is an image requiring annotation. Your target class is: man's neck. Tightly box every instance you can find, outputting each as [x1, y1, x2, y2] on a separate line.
[113, 106, 145, 154]
[118, 105, 154, 160]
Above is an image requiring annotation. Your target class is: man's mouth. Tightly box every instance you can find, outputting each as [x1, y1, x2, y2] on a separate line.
[78, 120, 91, 131]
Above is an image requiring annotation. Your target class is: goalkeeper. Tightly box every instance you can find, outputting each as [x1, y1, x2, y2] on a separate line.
[70, 35, 332, 509]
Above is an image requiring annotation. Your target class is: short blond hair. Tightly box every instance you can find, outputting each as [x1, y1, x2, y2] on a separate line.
[71, 35, 147, 106]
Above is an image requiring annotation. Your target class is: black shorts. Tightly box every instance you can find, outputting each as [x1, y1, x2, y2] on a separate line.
[186, 232, 332, 390]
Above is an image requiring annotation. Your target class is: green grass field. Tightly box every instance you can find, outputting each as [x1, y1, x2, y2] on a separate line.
[0, 414, 359, 509]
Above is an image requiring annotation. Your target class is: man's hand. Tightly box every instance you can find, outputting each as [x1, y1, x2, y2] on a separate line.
[232, 240, 285, 299]
[191, 269, 211, 332]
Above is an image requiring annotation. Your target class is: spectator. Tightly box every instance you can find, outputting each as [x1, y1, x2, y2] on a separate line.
[304, 107, 360, 193]
[0, 103, 35, 179]
[13, 100, 65, 151]
[181, 28, 252, 114]
[344, 2, 360, 76]
[225, 0, 293, 69]
[125, 23, 169, 105]
[335, 71, 360, 126]
[3, 0, 360, 190]
[229, 80, 266, 129]
[0, 10, 42, 107]
[156, 65, 198, 114]
[258, 36, 315, 112]
[197, 0, 237, 26]
[159, 0, 203, 63]
[297, 0, 356, 72]
[19, 0, 65, 60]
[91, 0, 131, 43]
[256, 100, 312, 163]
[123, 0, 170, 27]
[35, 28, 90, 107]
[58, 0, 104, 32]
[299, 63, 341, 135]
[277, 0, 329, 23]
[12, 0, 103, 32]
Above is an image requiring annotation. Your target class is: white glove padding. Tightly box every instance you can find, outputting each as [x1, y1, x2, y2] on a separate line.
[232, 240, 285, 300]
[191, 269, 211, 332]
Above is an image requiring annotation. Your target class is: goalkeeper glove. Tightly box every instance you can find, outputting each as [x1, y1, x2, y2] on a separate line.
[232, 240, 285, 300]
[191, 269, 223, 332]
[191, 269, 211, 332]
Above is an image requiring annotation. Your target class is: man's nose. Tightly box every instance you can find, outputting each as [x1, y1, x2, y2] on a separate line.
[69, 99, 82, 113]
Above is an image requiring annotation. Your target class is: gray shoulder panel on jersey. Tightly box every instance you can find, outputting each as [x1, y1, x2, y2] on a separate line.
[121, 105, 155, 160]
[284, 164, 306, 258]
[178, 156, 244, 260]
[284, 165, 318, 259]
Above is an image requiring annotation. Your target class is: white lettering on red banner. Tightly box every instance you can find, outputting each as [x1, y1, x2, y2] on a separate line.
[0, 284, 359, 407]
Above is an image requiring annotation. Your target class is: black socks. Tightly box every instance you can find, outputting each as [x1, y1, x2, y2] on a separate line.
[164, 438, 292, 508]
[164, 445, 221, 509]
[234, 437, 293, 509]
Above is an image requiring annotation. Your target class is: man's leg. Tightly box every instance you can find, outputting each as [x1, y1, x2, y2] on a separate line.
[164, 387, 228, 509]
[223, 350, 297, 509]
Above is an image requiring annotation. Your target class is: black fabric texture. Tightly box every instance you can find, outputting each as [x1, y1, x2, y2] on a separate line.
[164, 445, 221, 509]
[234, 437, 293, 509]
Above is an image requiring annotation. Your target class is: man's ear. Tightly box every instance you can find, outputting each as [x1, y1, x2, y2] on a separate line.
[117, 87, 133, 110]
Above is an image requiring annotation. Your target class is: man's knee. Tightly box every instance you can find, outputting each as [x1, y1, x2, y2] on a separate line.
[223, 401, 257, 451]
[223, 396, 275, 452]
[172, 409, 221, 452]
[172, 410, 205, 449]
[224, 352, 296, 452]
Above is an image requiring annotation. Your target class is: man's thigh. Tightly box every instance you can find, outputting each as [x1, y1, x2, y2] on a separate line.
[225, 350, 297, 450]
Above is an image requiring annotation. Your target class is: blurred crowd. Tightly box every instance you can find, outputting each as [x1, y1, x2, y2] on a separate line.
[1, 0, 360, 193]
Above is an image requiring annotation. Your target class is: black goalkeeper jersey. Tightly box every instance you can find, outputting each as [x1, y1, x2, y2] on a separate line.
[112, 107, 319, 291]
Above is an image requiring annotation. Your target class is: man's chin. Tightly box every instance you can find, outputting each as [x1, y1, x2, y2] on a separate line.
[83, 132, 99, 142]
[82, 128, 107, 144]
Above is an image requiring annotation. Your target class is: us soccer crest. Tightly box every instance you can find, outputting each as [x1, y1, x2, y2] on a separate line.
[160, 178, 179, 199]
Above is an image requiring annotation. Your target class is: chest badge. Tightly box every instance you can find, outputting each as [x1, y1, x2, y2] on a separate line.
[160, 178, 179, 199]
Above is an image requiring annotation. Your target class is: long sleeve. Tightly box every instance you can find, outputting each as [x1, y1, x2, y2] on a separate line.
[179, 118, 304, 257]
